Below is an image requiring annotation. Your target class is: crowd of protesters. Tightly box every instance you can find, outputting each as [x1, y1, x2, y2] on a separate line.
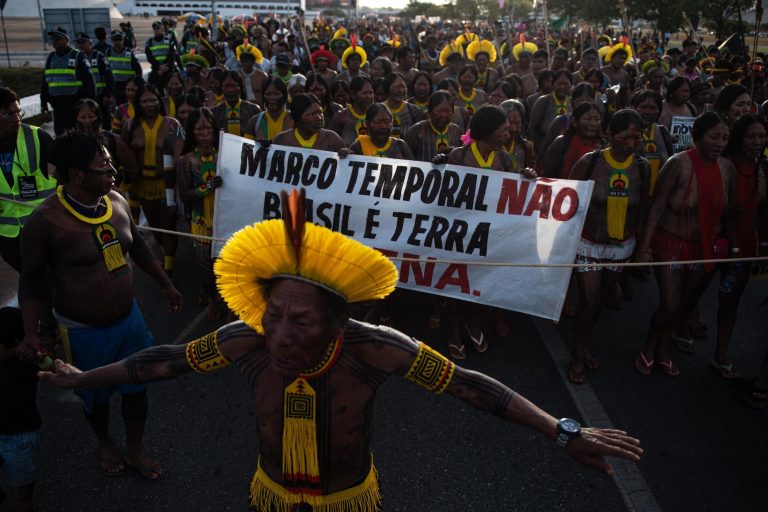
[2, 12, 768, 510]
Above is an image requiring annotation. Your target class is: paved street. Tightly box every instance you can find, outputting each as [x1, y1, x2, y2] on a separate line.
[2, 229, 767, 511]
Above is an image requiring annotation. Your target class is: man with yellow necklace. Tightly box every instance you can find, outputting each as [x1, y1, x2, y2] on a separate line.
[273, 94, 346, 152]
[529, 69, 574, 157]
[349, 103, 413, 159]
[455, 65, 487, 115]
[404, 91, 462, 162]
[328, 76, 374, 147]
[382, 73, 421, 139]
[37, 188, 643, 511]
[211, 71, 261, 139]
[244, 77, 293, 141]
[567, 110, 649, 385]
[406, 71, 433, 121]
[18, 131, 182, 482]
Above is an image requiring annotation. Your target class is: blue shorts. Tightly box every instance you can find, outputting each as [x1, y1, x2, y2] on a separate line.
[59, 300, 154, 415]
[0, 430, 40, 488]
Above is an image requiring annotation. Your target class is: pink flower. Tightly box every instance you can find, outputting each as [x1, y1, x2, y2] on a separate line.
[460, 129, 473, 146]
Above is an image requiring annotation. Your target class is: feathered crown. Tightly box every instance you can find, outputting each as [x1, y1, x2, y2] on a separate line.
[215, 189, 398, 333]
[606, 36, 632, 62]
[236, 39, 264, 64]
[341, 34, 367, 68]
[466, 40, 497, 63]
[512, 34, 537, 61]
[180, 51, 208, 68]
[310, 46, 336, 67]
[439, 40, 464, 66]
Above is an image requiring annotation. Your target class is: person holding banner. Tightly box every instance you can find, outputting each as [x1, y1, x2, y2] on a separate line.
[245, 78, 292, 141]
[36, 189, 644, 511]
[567, 109, 649, 384]
[329, 77, 375, 146]
[500, 99, 535, 172]
[714, 115, 768, 378]
[176, 108, 224, 320]
[349, 103, 414, 159]
[404, 91, 463, 163]
[273, 94, 346, 152]
[211, 72, 261, 139]
[635, 112, 739, 376]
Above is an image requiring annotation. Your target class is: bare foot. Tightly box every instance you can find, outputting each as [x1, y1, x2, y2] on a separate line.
[98, 443, 126, 477]
[125, 454, 164, 481]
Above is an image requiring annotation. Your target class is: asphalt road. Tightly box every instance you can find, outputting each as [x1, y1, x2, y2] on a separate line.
[2, 225, 767, 511]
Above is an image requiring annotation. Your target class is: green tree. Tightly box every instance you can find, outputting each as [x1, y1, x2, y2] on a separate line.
[398, 0, 431, 18]
[694, 0, 741, 38]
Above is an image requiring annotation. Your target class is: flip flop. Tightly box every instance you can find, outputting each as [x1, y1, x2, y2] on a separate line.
[448, 343, 466, 360]
[125, 458, 165, 482]
[672, 334, 696, 354]
[710, 359, 740, 379]
[635, 352, 654, 376]
[465, 324, 488, 353]
[658, 359, 680, 377]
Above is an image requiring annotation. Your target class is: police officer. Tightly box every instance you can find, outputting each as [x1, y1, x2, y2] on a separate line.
[75, 32, 115, 131]
[106, 30, 143, 106]
[145, 21, 176, 93]
[0, 86, 56, 272]
[40, 27, 96, 135]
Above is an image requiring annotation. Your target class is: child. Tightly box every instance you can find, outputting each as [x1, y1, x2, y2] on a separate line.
[0, 307, 41, 512]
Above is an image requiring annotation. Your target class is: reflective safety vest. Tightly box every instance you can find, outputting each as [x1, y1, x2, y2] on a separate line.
[45, 49, 82, 97]
[107, 48, 136, 83]
[147, 35, 172, 63]
[0, 126, 57, 238]
[89, 54, 106, 94]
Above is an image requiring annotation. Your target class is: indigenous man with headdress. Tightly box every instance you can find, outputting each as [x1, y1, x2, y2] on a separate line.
[273, 93, 346, 151]
[508, 35, 539, 98]
[432, 41, 465, 84]
[38, 187, 643, 512]
[466, 39, 499, 91]
[181, 52, 210, 93]
[195, 25, 222, 68]
[236, 40, 268, 105]
[310, 47, 338, 85]
[602, 39, 631, 90]
[339, 37, 369, 83]
[329, 30, 350, 73]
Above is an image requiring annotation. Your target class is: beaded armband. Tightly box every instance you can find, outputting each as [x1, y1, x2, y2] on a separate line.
[404, 342, 455, 394]
[185, 331, 231, 373]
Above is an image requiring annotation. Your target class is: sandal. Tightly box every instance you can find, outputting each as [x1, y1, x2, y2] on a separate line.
[635, 352, 654, 375]
[672, 334, 696, 354]
[658, 359, 680, 377]
[125, 458, 165, 482]
[465, 324, 488, 353]
[710, 359, 741, 379]
[731, 379, 767, 409]
[448, 343, 466, 360]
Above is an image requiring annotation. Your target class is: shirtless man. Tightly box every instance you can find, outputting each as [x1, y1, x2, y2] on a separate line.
[310, 48, 338, 86]
[328, 76, 375, 146]
[432, 50, 464, 85]
[273, 93, 346, 151]
[602, 48, 630, 90]
[572, 48, 600, 84]
[514, 49, 538, 98]
[38, 188, 643, 511]
[181, 54, 210, 94]
[18, 131, 182, 481]
[392, 46, 419, 91]
[237, 49, 268, 106]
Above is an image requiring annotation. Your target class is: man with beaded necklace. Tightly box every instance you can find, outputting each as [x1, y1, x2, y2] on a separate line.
[38, 182, 642, 510]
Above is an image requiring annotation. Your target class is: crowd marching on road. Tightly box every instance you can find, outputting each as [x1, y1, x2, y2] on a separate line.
[1, 11, 768, 511]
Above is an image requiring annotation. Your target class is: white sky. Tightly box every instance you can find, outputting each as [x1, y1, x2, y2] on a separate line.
[358, 0, 420, 10]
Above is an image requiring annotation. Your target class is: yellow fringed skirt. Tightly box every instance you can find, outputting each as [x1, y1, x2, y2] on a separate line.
[129, 176, 165, 201]
[250, 457, 381, 512]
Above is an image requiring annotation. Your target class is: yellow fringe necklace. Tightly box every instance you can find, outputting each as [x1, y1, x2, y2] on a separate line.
[140, 116, 163, 178]
[603, 148, 633, 241]
[294, 129, 319, 148]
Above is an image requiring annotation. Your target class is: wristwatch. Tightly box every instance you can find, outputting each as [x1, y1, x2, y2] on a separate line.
[556, 418, 582, 448]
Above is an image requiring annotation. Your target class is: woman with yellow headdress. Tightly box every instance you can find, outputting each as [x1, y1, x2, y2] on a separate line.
[339, 36, 369, 83]
[466, 39, 499, 91]
[433, 41, 465, 84]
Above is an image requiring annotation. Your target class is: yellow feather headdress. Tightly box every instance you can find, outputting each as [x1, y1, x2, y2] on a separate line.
[236, 39, 264, 65]
[215, 189, 397, 334]
[439, 41, 464, 67]
[606, 38, 633, 63]
[341, 35, 367, 68]
[466, 40, 497, 63]
[512, 34, 537, 61]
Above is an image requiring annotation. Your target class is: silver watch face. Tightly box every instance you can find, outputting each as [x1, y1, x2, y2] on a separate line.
[559, 418, 581, 434]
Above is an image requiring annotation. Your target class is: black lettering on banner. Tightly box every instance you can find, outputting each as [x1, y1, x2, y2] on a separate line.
[285, 151, 303, 185]
[420, 169, 440, 204]
[302, 155, 319, 186]
[364, 209, 380, 239]
[317, 202, 333, 228]
[444, 220, 468, 253]
[423, 216, 450, 249]
[240, 143, 267, 177]
[466, 222, 490, 257]
[455, 173, 479, 210]
[317, 158, 337, 189]
[475, 176, 489, 211]
[391, 211, 411, 241]
[264, 191, 281, 219]
[359, 162, 378, 195]
[374, 164, 408, 200]
[438, 171, 460, 207]
[345, 160, 365, 193]
[268, 150, 286, 182]
[403, 167, 425, 201]
[407, 214, 430, 246]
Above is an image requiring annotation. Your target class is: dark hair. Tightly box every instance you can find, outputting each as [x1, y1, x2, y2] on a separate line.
[631, 89, 663, 112]
[582, 48, 598, 58]
[74, 98, 103, 124]
[289, 93, 322, 123]
[457, 64, 478, 80]
[554, 47, 569, 58]
[552, 69, 573, 84]
[371, 56, 392, 75]
[306, 74, 330, 104]
[365, 102, 392, 123]
[532, 49, 548, 60]
[349, 76, 373, 93]
[724, 114, 765, 157]
[436, 78, 459, 93]
[0, 307, 24, 349]
[53, 130, 107, 182]
[665, 76, 691, 101]
[713, 84, 750, 116]
[469, 105, 507, 141]
[412, 71, 433, 91]
[691, 112, 727, 143]
[491, 81, 517, 100]
[0, 86, 19, 109]
[382, 72, 406, 95]
[396, 46, 413, 61]
[222, 70, 245, 98]
[565, 102, 602, 138]
[584, 69, 605, 89]
[187, 86, 207, 105]
[262, 76, 289, 105]
[427, 90, 454, 112]
[331, 79, 350, 102]
[125, 75, 146, 91]
[162, 70, 185, 91]
[572, 82, 595, 101]
[608, 108, 644, 135]
[537, 69, 554, 87]
[181, 107, 218, 154]
[132, 83, 166, 119]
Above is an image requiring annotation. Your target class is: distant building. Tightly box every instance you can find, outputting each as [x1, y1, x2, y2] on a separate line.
[117, 0, 303, 17]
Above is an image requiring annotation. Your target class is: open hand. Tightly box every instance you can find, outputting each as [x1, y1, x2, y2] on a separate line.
[565, 427, 643, 475]
[38, 359, 83, 389]
[521, 167, 537, 179]
[337, 148, 352, 159]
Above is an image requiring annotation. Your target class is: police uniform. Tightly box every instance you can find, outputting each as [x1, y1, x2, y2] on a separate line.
[106, 31, 143, 105]
[145, 30, 176, 91]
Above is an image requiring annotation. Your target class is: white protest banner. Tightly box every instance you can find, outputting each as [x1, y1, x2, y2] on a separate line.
[212, 134, 593, 320]
[670, 115, 696, 153]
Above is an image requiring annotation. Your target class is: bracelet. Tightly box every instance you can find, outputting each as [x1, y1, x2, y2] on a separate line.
[165, 188, 176, 207]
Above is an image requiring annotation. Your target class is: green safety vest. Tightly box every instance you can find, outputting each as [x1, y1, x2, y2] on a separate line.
[0, 125, 57, 238]
[45, 49, 83, 96]
[88, 55, 105, 93]
[107, 48, 136, 82]
[147, 36, 171, 63]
